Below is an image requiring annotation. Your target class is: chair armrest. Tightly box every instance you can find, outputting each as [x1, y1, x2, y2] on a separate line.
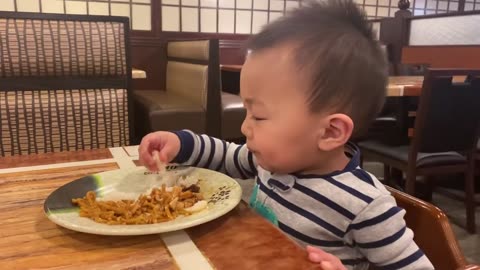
[459, 265, 480, 270]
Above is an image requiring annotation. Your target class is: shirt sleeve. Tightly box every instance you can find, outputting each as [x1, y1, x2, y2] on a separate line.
[348, 194, 434, 270]
[171, 130, 257, 179]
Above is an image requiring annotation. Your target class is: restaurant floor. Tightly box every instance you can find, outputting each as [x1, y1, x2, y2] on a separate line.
[235, 161, 480, 264]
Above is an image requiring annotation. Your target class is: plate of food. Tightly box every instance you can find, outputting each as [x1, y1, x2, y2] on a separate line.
[43, 165, 242, 235]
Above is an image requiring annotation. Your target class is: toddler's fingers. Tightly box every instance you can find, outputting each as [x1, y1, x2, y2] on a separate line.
[306, 246, 330, 259]
[309, 252, 323, 263]
[158, 142, 180, 163]
[152, 150, 166, 172]
[320, 261, 336, 270]
[139, 148, 155, 171]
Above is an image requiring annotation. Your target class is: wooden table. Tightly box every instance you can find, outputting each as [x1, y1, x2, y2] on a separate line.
[387, 76, 467, 97]
[387, 76, 424, 97]
[219, 65, 465, 97]
[219, 65, 426, 96]
[220, 64, 243, 72]
[0, 147, 319, 270]
[132, 68, 147, 79]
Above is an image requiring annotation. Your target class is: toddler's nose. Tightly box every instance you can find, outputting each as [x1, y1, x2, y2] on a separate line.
[241, 118, 252, 139]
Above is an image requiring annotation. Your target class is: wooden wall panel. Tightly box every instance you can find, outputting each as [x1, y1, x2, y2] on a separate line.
[131, 38, 166, 90]
[219, 40, 248, 65]
[402, 46, 480, 68]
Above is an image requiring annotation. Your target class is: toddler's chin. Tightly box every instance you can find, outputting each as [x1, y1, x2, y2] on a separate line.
[256, 158, 269, 171]
[257, 161, 277, 173]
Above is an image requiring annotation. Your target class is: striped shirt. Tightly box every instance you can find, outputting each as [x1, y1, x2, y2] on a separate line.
[173, 130, 434, 270]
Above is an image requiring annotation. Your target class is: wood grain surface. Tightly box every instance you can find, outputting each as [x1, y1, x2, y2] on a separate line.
[0, 149, 322, 270]
[0, 148, 113, 169]
[188, 203, 320, 270]
[0, 163, 179, 270]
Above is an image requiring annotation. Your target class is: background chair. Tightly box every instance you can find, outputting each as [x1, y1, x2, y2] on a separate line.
[386, 186, 480, 270]
[219, 64, 247, 141]
[356, 44, 404, 145]
[0, 12, 132, 156]
[220, 92, 246, 141]
[357, 98, 406, 145]
[133, 39, 221, 138]
[395, 63, 430, 76]
[359, 69, 480, 233]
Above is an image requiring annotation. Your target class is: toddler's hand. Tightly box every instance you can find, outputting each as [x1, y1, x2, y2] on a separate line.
[138, 131, 181, 171]
[307, 246, 347, 270]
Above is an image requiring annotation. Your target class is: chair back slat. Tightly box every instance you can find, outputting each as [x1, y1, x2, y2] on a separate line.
[0, 12, 133, 156]
[413, 69, 480, 153]
[0, 13, 128, 88]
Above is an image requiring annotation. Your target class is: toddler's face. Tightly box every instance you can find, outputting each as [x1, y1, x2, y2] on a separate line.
[240, 44, 329, 174]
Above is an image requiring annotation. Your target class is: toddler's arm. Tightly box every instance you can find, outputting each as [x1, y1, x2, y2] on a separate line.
[173, 130, 256, 179]
[349, 195, 434, 269]
[140, 130, 256, 179]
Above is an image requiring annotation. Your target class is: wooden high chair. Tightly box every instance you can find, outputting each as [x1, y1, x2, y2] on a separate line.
[386, 186, 480, 270]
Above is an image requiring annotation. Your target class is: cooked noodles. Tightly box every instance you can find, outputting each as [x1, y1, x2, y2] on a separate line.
[72, 184, 206, 225]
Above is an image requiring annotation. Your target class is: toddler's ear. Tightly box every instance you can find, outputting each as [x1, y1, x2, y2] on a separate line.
[316, 114, 353, 151]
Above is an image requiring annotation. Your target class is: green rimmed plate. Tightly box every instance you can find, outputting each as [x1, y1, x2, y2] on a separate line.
[44, 166, 242, 235]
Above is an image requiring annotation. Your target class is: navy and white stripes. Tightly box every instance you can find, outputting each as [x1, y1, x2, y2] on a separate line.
[173, 130, 257, 179]
[173, 130, 434, 270]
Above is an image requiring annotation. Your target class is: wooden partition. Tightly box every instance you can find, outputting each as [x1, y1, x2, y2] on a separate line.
[398, 11, 480, 68]
[402, 46, 480, 68]
[377, 10, 480, 73]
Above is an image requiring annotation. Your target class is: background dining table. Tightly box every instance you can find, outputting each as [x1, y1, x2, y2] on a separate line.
[387, 75, 466, 96]
[0, 146, 320, 270]
[220, 64, 465, 97]
[132, 68, 147, 79]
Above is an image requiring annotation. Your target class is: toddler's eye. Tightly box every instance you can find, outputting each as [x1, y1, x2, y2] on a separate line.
[252, 116, 266, 121]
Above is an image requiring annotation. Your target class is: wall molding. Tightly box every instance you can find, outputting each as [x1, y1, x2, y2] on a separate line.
[131, 36, 163, 47]
[131, 36, 247, 49]
[220, 39, 247, 49]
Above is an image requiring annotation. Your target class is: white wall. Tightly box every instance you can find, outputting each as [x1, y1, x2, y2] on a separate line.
[409, 14, 480, 45]
[161, 0, 301, 33]
[0, 0, 152, 31]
